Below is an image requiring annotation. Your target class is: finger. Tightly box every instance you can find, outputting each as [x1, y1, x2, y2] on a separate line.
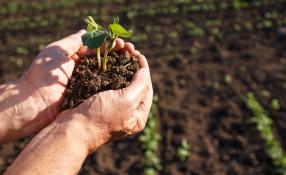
[48, 29, 86, 57]
[77, 46, 93, 56]
[118, 67, 150, 106]
[123, 42, 135, 54]
[112, 38, 125, 51]
[136, 54, 149, 69]
[132, 50, 140, 56]
[136, 79, 153, 130]
[125, 70, 153, 132]
[71, 53, 80, 60]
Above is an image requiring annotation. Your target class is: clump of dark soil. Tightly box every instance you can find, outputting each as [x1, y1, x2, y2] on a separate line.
[62, 51, 139, 109]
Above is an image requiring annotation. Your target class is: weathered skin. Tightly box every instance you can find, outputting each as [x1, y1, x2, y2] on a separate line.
[0, 30, 152, 175]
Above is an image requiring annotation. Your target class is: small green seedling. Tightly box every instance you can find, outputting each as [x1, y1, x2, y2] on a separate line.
[261, 90, 270, 97]
[224, 74, 232, 83]
[271, 99, 281, 110]
[213, 82, 220, 89]
[177, 138, 190, 161]
[81, 16, 132, 72]
[244, 92, 286, 174]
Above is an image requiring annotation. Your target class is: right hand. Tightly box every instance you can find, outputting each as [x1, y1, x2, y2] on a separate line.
[56, 53, 153, 153]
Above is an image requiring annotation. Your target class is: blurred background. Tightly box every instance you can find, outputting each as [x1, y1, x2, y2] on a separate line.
[0, 0, 286, 174]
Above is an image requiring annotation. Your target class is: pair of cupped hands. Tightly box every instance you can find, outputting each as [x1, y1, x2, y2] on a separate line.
[14, 30, 153, 152]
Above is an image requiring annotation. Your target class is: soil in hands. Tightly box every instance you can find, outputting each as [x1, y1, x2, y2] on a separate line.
[62, 51, 139, 109]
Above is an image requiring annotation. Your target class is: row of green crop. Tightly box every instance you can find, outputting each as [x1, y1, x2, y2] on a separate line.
[186, 16, 286, 39]
[0, 15, 61, 31]
[0, 0, 79, 16]
[1, 15, 284, 56]
[130, 13, 286, 44]
[139, 96, 190, 175]
[139, 96, 162, 175]
[1, 0, 285, 20]
[122, 0, 286, 19]
[1, 1, 285, 53]
[188, 11, 286, 38]
[244, 93, 286, 175]
[1, 0, 285, 36]
[2, 12, 283, 36]
[0, 8, 99, 32]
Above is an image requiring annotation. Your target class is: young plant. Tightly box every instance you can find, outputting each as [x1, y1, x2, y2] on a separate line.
[224, 74, 232, 84]
[177, 138, 190, 161]
[244, 92, 286, 175]
[271, 99, 281, 110]
[261, 90, 270, 97]
[83, 16, 104, 70]
[81, 16, 132, 72]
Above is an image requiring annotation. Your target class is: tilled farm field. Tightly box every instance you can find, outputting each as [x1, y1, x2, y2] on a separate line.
[0, 0, 286, 174]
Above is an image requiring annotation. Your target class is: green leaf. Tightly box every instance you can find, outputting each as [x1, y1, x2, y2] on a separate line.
[86, 25, 94, 32]
[113, 16, 119, 24]
[81, 31, 108, 49]
[109, 23, 133, 38]
[84, 16, 103, 32]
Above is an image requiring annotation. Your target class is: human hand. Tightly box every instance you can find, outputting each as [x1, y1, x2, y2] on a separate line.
[56, 53, 153, 152]
[1, 40, 151, 174]
[18, 30, 140, 138]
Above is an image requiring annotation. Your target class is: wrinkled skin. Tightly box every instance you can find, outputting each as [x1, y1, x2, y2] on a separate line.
[0, 30, 153, 143]
[61, 54, 153, 152]
[23, 29, 153, 149]
[23, 30, 129, 120]
[3, 30, 153, 175]
[17, 30, 149, 140]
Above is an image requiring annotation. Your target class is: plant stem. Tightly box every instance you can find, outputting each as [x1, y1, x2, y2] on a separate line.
[97, 48, 101, 70]
[102, 42, 108, 72]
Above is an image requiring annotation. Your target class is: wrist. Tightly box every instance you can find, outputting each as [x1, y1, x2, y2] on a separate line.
[5, 116, 90, 175]
[56, 111, 111, 153]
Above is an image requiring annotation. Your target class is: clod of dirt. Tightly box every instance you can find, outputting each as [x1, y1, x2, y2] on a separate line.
[62, 51, 139, 109]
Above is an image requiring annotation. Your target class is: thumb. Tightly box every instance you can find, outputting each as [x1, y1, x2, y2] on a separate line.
[117, 68, 150, 106]
[47, 29, 86, 57]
